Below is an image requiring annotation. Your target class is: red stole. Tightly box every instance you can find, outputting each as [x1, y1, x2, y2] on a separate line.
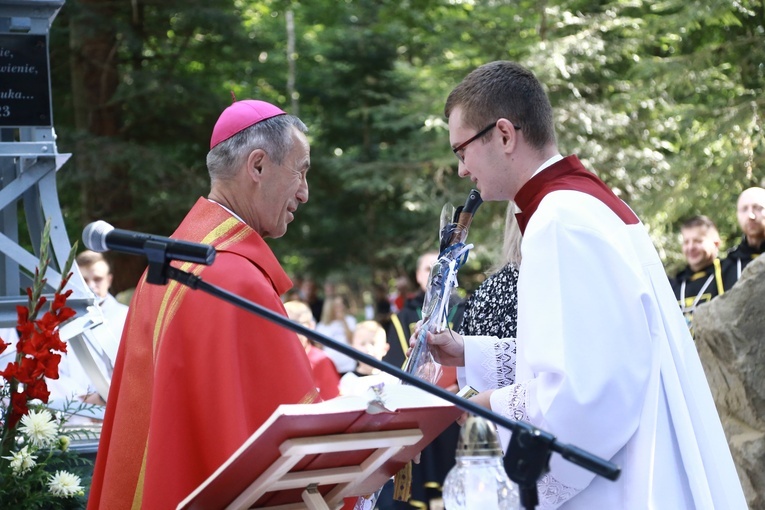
[514, 155, 638, 235]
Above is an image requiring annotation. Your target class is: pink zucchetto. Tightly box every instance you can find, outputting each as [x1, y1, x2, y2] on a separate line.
[210, 100, 287, 149]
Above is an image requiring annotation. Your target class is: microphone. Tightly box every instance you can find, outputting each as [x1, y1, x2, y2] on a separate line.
[82, 221, 216, 266]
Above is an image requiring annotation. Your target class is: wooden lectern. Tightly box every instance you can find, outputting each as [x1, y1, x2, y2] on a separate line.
[177, 383, 462, 510]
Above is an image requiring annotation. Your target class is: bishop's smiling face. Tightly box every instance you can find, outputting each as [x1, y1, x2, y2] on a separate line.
[253, 128, 310, 239]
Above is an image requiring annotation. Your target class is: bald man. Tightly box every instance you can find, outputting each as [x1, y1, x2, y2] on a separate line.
[723, 186, 765, 282]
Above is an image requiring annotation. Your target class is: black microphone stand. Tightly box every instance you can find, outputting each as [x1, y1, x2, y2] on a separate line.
[142, 241, 620, 510]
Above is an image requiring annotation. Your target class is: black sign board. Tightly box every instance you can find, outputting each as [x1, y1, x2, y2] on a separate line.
[0, 34, 52, 127]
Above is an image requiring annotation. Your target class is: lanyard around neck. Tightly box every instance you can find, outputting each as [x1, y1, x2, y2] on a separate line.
[679, 258, 723, 312]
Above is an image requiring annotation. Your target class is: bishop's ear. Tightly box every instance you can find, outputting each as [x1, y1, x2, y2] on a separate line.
[246, 149, 266, 180]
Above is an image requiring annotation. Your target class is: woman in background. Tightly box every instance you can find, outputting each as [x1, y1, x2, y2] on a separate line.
[316, 294, 357, 375]
[458, 202, 522, 385]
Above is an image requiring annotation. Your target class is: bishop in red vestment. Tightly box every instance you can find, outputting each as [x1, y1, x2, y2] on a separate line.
[88, 101, 319, 509]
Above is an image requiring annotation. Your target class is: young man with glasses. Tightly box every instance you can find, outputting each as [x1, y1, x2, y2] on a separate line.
[419, 61, 746, 509]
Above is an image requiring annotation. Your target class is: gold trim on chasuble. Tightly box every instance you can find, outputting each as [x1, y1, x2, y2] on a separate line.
[133, 218, 244, 505]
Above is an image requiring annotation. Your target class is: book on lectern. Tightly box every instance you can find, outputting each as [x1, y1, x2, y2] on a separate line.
[177, 381, 463, 510]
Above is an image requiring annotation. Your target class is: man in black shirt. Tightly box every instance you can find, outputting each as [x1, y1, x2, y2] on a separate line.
[723, 186, 765, 283]
[670, 216, 734, 329]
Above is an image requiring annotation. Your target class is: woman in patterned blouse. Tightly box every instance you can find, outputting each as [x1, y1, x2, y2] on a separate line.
[458, 202, 521, 384]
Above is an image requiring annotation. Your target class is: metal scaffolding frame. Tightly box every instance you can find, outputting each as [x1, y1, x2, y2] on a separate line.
[0, 0, 116, 401]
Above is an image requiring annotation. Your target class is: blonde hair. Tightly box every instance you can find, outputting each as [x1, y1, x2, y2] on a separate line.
[353, 320, 385, 343]
[319, 294, 348, 325]
[352, 320, 389, 364]
[284, 300, 315, 328]
[488, 201, 522, 275]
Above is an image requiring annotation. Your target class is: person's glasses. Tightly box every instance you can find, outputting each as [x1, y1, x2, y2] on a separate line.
[452, 121, 521, 163]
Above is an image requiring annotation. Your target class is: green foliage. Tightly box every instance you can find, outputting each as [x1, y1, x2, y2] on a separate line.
[49, 0, 764, 292]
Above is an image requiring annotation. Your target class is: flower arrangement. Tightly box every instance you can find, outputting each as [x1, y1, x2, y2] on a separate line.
[0, 220, 94, 509]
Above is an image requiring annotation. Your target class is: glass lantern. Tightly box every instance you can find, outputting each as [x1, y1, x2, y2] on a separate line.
[442, 416, 520, 510]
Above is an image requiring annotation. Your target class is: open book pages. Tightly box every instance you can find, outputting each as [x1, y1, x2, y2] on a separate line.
[291, 378, 453, 415]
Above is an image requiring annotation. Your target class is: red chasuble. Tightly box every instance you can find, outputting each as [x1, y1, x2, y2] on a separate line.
[514, 155, 638, 234]
[88, 198, 320, 509]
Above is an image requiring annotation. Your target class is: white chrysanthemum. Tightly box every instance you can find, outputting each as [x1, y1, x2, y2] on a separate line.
[47, 470, 83, 498]
[1, 445, 38, 475]
[19, 409, 58, 448]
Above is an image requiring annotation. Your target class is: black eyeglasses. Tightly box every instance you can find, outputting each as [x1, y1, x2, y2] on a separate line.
[452, 121, 521, 163]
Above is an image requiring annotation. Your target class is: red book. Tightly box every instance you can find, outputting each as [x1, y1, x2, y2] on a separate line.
[177, 382, 462, 510]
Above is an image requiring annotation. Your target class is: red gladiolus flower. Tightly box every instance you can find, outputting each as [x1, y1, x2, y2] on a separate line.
[58, 307, 76, 323]
[33, 296, 47, 315]
[25, 377, 51, 403]
[7, 390, 29, 428]
[19, 355, 45, 381]
[52, 289, 73, 311]
[20, 332, 46, 358]
[2, 246, 77, 442]
[0, 361, 18, 380]
[16, 305, 30, 326]
[38, 351, 62, 379]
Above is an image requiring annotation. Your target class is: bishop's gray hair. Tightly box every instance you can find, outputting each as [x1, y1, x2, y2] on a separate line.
[206, 114, 307, 181]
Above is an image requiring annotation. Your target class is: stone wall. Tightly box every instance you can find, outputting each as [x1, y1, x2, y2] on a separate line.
[694, 255, 765, 510]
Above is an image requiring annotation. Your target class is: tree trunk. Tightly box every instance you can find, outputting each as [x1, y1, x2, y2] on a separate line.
[68, 0, 142, 292]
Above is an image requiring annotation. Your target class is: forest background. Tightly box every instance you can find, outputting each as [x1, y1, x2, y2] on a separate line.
[47, 0, 764, 304]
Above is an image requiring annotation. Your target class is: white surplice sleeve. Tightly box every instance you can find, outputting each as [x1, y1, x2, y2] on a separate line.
[459, 335, 581, 509]
[490, 384, 580, 509]
[458, 335, 517, 391]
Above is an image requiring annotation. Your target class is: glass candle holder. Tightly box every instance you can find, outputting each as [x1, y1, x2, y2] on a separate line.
[442, 416, 519, 510]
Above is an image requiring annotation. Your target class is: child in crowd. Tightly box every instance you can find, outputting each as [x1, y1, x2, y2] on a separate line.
[339, 320, 397, 396]
[284, 300, 341, 400]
